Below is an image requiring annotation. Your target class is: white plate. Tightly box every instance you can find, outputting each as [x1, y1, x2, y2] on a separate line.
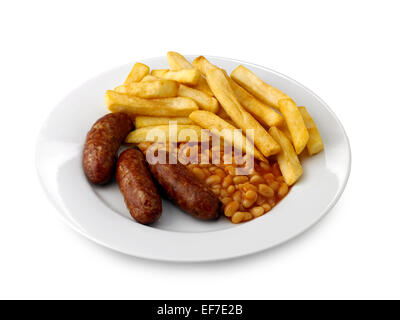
[36, 56, 351, 262]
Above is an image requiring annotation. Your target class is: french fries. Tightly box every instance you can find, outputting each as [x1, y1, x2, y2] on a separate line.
[278, 99, 309, 154]
[151, 69, 200, 86]
[193, 56, 283, 126]
[189, 110, 266, 161]
[125, 125, 204, 143]
[106, 54, 325, 193]
[205, 67, 281, 157]
[191, 77, 214, 97]
[231, 65, 290, 109]
[192, 56, 218, 76]
[226, 76, 284, 127]
[141, 75, 160, 81]
[279, 122, 293, 143]
[114, 80, 179, 98]
[135, 116, 194, 128]
[178, 85, 219, 113]
[216, 107, 236, 127]
[124, 62, 150, 85]
[105, 90, 198, 117]
[167, 52, 214, 96]
[268, 127, 303, 186]
[216, 107, 231, 121]
[299, 107, 324, 155]
[230, 64, 309, 154]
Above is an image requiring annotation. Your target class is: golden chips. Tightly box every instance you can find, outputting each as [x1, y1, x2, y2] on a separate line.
[105, 52, 325, 190]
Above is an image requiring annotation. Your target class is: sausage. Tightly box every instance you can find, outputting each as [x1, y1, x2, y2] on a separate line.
[116, 148, 162, 224]
[83, 112, 133, 184]
[148, 158, 220, 220]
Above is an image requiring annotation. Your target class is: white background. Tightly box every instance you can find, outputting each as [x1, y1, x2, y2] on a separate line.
[1, 0, 399, 300]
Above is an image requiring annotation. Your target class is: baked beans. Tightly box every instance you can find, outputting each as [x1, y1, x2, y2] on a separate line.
[189, 151, 290, 223]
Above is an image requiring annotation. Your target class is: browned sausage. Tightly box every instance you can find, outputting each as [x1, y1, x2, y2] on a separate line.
[148, 158, 220, 220]
[83, 112, 133, 184]
[116, 148, 162, 224]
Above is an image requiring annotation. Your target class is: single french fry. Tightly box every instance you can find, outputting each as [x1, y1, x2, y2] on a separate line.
[268, 127, 303, 186]
[192, 56, 219, 76]
[278, 99, 309, 154]
[114, 80, 179, 98]
[167, 52, 214, 96]
[141, 75, 160, 81]
[135, 116, 194, 128]
[178, 85, 219, 113]
[124, 63, 150, 85]
[125, 125, 204, 143]
[151, 69, 200, 85]
[205, 68, 281, 157]
[167, 51, 194, 69]
[298, 107, 324, 155]
[231, 65, 290, 109]
[105, 90, 198, 117]
[226, 76, 284, 127]
[189, 110, 265, 161]
[114, 85, 125, 92]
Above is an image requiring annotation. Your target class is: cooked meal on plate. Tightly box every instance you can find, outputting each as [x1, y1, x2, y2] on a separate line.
[82, 52, 324, 225]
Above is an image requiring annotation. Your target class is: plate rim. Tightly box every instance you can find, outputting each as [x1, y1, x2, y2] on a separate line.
[36, 55, 352, 262]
